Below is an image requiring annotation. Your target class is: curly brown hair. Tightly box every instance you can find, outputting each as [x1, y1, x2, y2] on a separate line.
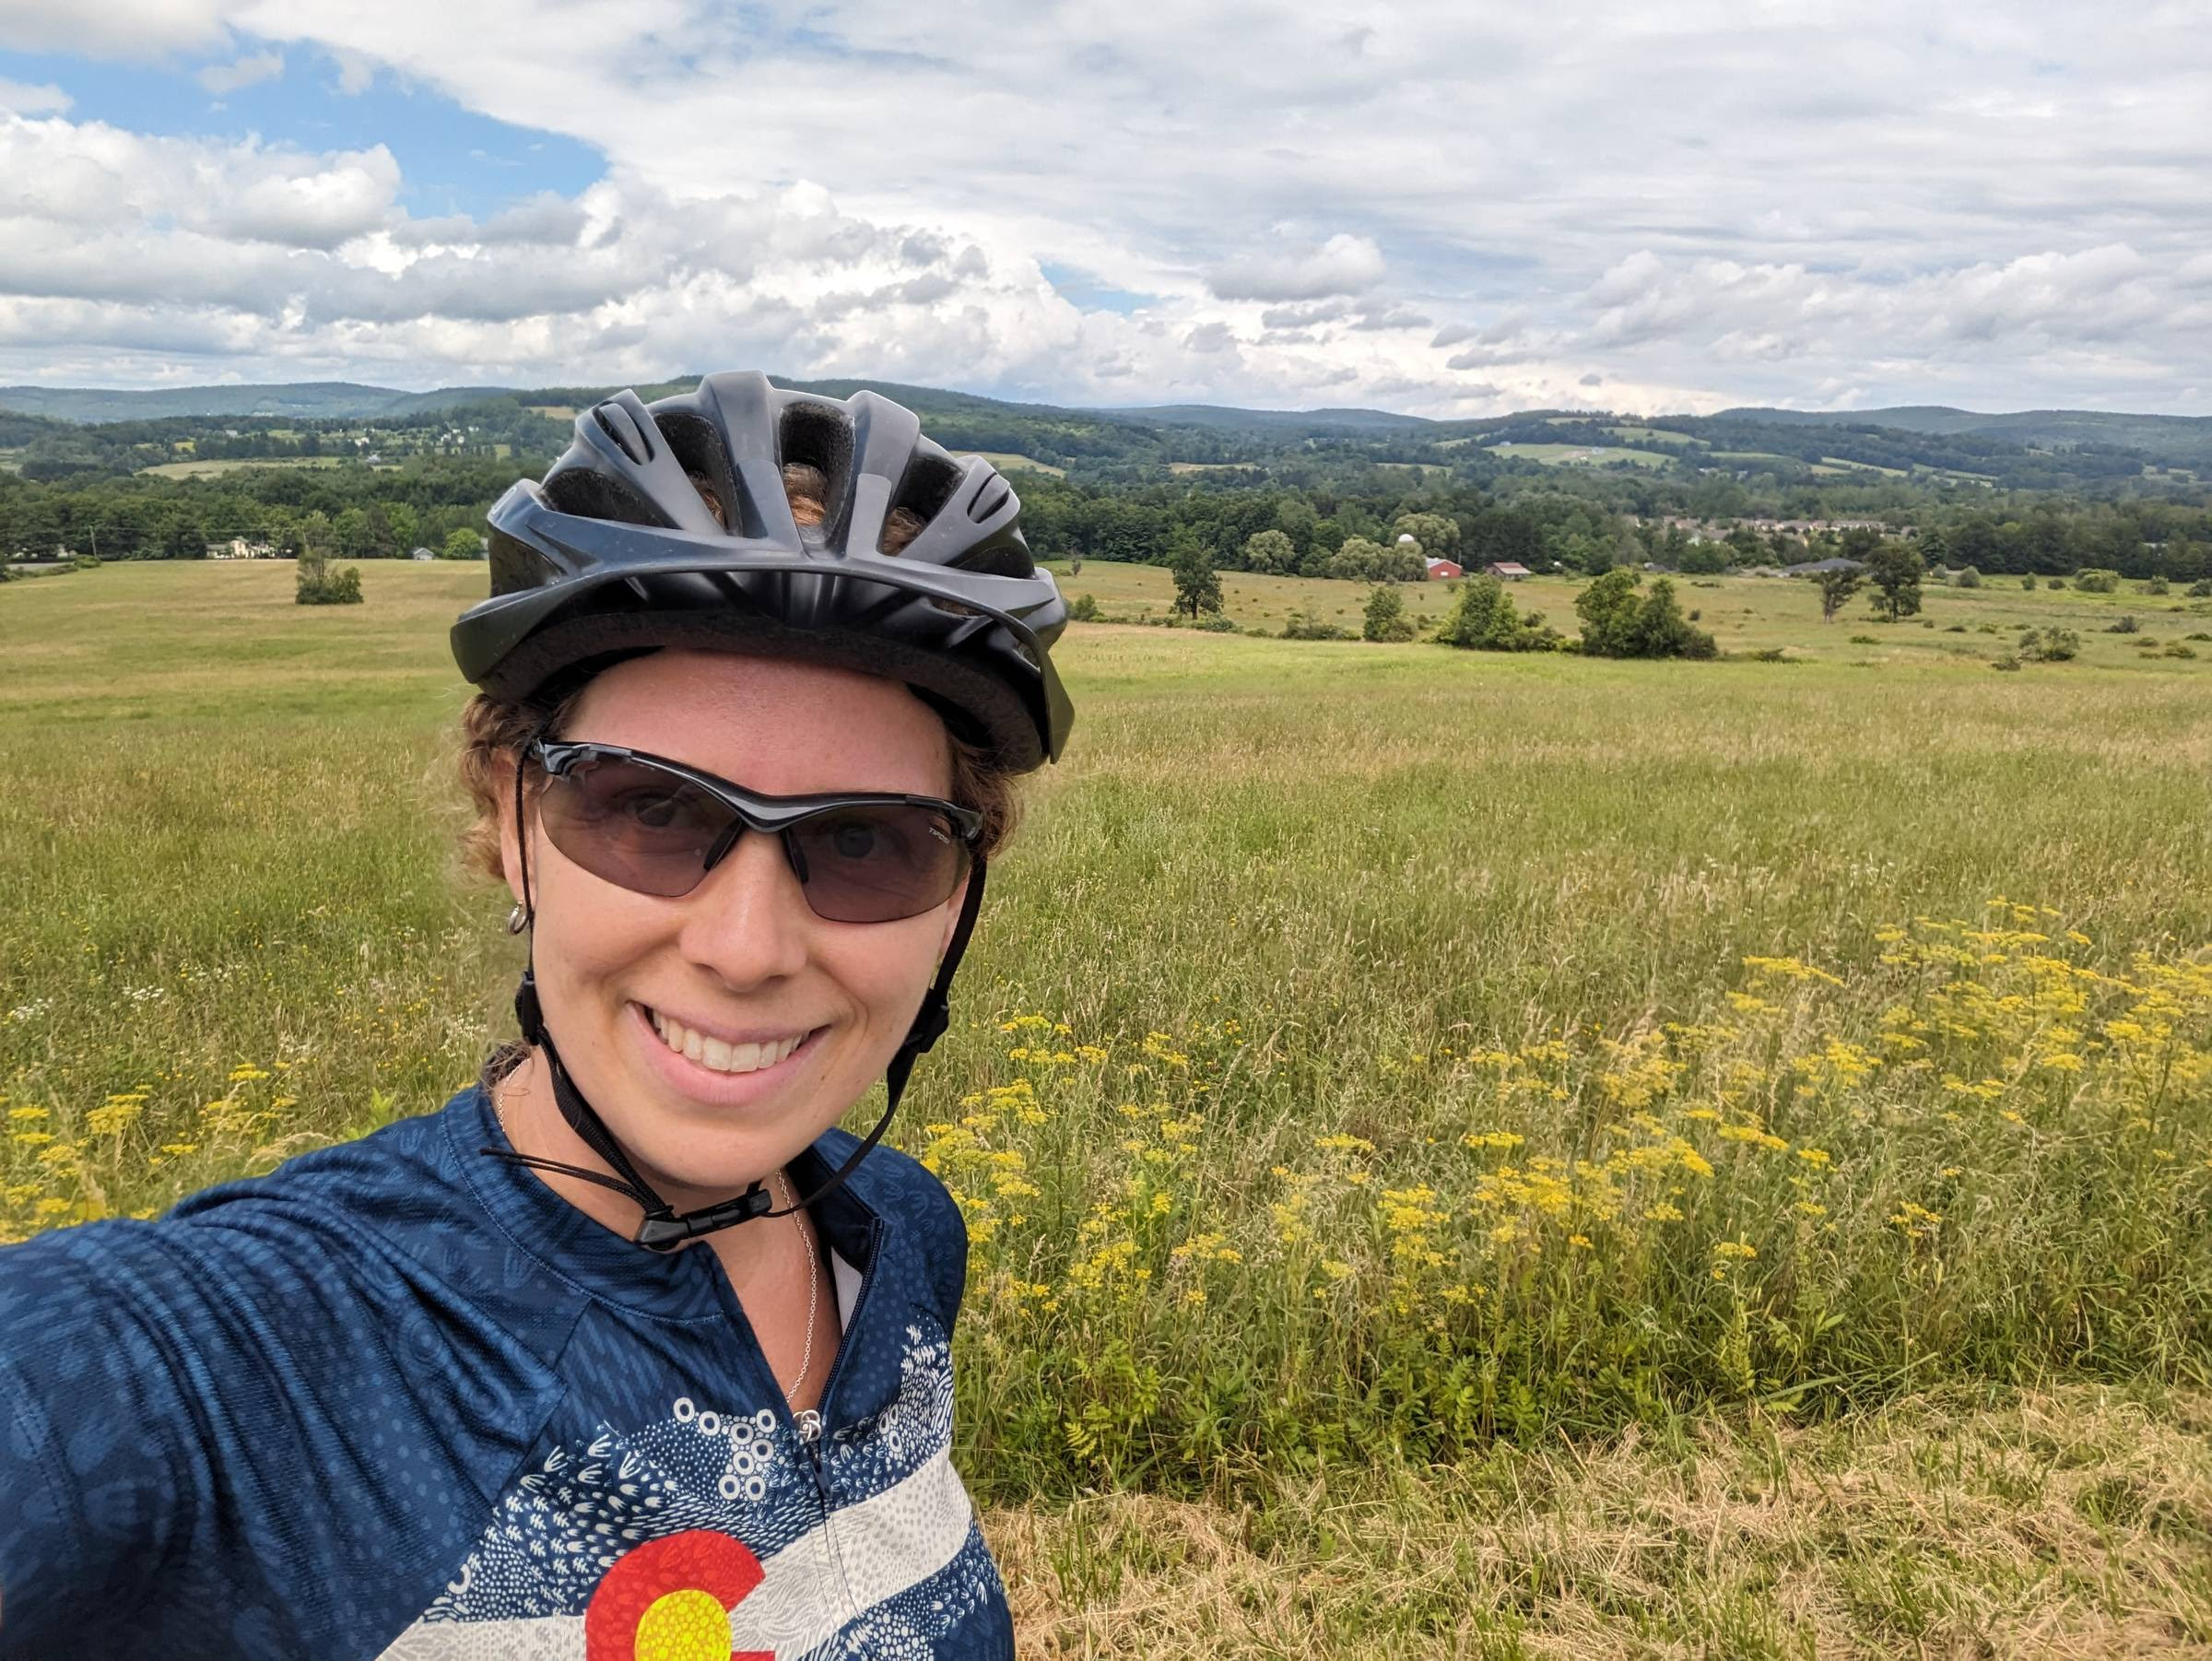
[453, 463, 1025, 886]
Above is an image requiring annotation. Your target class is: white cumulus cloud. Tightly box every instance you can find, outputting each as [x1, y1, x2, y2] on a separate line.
[0, 0, 2207, 414]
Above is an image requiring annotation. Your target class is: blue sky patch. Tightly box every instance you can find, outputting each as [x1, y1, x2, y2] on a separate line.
[1041, 263, 1157, 315]
[0, 41, 605, 222]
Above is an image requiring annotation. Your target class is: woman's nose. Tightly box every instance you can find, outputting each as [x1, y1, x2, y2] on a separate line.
[675, 828, 812, 988]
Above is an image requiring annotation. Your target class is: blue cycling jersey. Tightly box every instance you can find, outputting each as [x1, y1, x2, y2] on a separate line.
[0, 1085, 1013, 1659]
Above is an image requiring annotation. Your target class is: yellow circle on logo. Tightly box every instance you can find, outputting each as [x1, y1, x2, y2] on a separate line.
[633, 1586, 730, 1661]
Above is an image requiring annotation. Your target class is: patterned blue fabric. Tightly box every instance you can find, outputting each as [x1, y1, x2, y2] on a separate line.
[0, 1086, 1014, 1660]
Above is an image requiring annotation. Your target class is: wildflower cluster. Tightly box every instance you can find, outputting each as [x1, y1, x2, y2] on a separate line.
[940, 908, 2212, 1494]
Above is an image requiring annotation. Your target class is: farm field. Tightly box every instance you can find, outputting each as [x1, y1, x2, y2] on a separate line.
[4, 561, 2211, 1655]
[142, 455, 391, 477]
[967, 449, 1067, 477]
[1047, 557, 2212, 670]
[1487, 442, 1674, 468]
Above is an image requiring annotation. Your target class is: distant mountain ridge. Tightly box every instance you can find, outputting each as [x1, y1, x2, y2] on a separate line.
[1720, 405, 2212, 466]
[0, 382, 512, 423]
[5, 378, 2207, 485]
[1, 376, 2194, 450]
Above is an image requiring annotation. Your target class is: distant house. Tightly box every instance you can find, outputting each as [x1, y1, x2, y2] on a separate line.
[410, 547, 437, 561]
[1424, 557, 1464, 581]
[213, 537, 274, 560]
[1486, 561, 1532, 581]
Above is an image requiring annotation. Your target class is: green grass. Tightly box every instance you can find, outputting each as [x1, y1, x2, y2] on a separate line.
[140, 455, 359, 477]
[1489, 442, 1674, 469]
[1606, 424, 1705, 449]
[1046, 559, 2212, 669]
[4, 560, 2210, 1652]
[965, 450, 1066, 477]
[1709, 451, 1818, 471]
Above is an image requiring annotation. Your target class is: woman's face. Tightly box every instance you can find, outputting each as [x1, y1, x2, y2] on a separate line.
[500, 648, 965, 1202]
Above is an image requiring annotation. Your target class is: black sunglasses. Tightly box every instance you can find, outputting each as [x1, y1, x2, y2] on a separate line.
[528, 739, 982, 925]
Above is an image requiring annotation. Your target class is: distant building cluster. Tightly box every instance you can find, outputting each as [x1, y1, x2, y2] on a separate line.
[1651, 514, 1917, 543]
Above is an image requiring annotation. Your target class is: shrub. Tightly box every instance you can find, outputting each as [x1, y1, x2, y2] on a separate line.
[1437, 574, 1561, 653]
[2074, 569, 2120, 594]
[295, 549, 363, 606]
[1068, 557, 1084, 577]
[70, 553, 100, 571]
[1572, 571, 1716, 659]
[2163, 642, 2198, 659]
[2047, 577, 2067, 590]
[1848, 633, 1880, 645]
[1944, 624, 1967, 633]
[1281, 611, 1350, 641]
[2108, 615, 2139, 633]
[1194, 614, 1240, 633]
[2020, 574, 2039, 590]
[2187, 632, 2212, 642]
[1954, 566, 1982, 588]
[1066, 592, 1100, 623]
[1361, 584, 1417, 643]
[2019, 626, 2079, 663]
[1747, 647, 1792, 663]
[2191, 579, 2212, 597]
[2142, 576, 2170, 595]
[1991, 654, 2022, 671]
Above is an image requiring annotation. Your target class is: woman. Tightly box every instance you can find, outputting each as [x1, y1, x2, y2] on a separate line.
[0, 372, 1071, 1659]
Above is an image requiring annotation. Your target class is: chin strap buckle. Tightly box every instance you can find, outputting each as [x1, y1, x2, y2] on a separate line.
[514, 972, 546, 1044]
[633, 1184, 773, 1252]
[902, 991, 950, 1056]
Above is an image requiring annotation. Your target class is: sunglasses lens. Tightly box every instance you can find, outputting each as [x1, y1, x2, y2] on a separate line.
[788, 805, 970, 923]
[539, 757, 729, 898]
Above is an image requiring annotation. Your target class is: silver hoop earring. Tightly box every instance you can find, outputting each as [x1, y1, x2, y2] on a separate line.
[506, 904, 529, 936]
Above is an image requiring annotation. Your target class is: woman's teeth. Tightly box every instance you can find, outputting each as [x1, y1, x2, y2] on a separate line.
[649, 1009, 807, 1075]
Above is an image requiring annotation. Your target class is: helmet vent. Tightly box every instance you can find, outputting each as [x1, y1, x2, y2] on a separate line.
[654, 412, 742, 535]
[593, 402, 655, 465]
[971, 478, 1012, 524]
[779, 402, 854, 525]
[889, 453, 962, 538]
[543, 466, 666, 529]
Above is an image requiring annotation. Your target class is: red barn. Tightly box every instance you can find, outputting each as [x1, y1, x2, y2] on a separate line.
[1423, 557, 1464, 581]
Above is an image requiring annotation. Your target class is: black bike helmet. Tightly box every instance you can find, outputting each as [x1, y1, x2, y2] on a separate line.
[455, 372, 1072, 1250]
[453, 370, 1071, 771]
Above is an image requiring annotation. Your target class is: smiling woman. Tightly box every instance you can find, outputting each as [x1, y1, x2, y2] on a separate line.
[0, 372, 1072, 1661]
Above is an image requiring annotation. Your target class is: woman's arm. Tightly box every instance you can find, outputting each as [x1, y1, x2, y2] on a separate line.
[0, 1223, 204, 1654]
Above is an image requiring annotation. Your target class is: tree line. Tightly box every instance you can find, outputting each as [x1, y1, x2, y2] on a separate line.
[6, 436, 2212, 585]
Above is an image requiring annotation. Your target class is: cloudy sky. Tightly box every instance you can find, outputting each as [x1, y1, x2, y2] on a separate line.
[0, 1, 2206, 417]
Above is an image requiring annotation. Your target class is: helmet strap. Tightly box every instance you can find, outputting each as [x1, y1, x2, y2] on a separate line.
[478, 739, 987, 1249]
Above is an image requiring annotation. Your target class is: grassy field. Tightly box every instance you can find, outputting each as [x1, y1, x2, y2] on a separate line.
[138, 454, 359, 477]
[1488, 442, 1675, 469]
[5, 560, 2210, 1654]
[968, 449, 1068, 477]
[1048, 557, 2212, 669]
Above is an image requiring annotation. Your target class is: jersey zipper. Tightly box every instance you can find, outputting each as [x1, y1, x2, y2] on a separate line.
[795, 1214, 883, 1622]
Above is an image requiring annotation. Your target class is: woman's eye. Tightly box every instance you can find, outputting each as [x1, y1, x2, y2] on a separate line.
[609, 791, 685, 830]
[830, 821, 880, 859]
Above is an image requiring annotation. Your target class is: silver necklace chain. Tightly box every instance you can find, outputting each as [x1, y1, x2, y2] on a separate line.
[776, 1166, 821, 1408]
[495, 1067, 827, 1437]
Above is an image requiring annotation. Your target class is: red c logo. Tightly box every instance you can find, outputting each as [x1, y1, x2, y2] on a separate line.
[583, 1529, 773, 1661]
